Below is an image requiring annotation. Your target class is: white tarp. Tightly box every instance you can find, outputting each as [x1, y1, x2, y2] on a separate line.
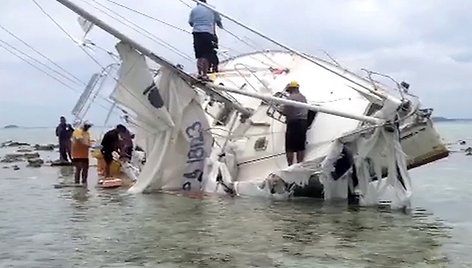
[110, 41, 212, 194]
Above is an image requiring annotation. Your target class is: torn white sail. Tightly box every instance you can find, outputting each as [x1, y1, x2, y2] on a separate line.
[111, 41, 212, 193]
[77, 16, 93, 44]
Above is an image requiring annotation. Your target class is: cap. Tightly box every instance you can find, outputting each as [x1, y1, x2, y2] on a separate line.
[287, 81, 300, 88]
[83, 120, 93, 126]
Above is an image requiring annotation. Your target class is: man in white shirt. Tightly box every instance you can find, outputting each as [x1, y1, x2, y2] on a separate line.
[188, 0, 223, 80]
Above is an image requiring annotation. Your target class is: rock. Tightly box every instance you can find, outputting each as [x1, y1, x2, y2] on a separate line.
[459, 140, 467, 145]
[1, 141, 30, 148]
[465, 147, 472, 156]
[27, 158, 44, 168]
[2, 166, 8, 169]
[34, 144, 56, 151]
[1, 154, 24, 163]
[1, 152, 40, 163]
[12, 165, 20, 171]
[17, 147, 33, 153]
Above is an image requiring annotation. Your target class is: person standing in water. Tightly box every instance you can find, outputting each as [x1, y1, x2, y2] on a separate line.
[282, 81, 308, 166]
[71, 121, 92, 184]
[55, 116, 74, 162]
[188, 0, 223, 80]
[101, 124, 128, 178]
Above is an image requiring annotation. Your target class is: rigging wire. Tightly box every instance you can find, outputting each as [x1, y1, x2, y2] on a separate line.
[103, 0, 192, 35]
[31, 0, 106, 70]
[175, 0, 283, 68]
[0, 38, 81, 90]
[0, 37, 84, 88]
[31, 0, 128, 114]
[0, 40, 115, 113]
[102, 0, 277, 66]
[0, 23, 85, 86]
[0, 41, 81, 93]
[86, 0, 194, 63]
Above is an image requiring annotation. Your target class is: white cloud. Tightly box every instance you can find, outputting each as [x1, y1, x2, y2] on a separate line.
[0, 0, 470, 127]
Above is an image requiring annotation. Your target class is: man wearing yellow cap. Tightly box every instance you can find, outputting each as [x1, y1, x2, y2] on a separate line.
[283, 81, 308, 166]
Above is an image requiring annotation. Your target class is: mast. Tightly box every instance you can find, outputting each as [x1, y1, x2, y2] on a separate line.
[56, 0, 251, 117]
[207, 83, 382, 124]
[55, 0, 383, 124]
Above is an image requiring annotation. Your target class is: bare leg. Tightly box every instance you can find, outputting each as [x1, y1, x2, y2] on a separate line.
[105, 162, 111, 178]
[286, 152, 294, 166]
[296, 151, 305, 163]
[66, 141, 72, 162]
[201, 58, 209, 77]
[74, 161, 81, 184]
[197, 58, 204, 75]
[81, 162, 89, 184]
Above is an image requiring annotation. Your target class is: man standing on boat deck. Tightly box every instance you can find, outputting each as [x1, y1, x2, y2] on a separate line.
[101, 124, 128, 178]
[282, 81, 308, 166]
[71, 121, 92, 184]
[188, 0, 223, 80]
[56, 116, 74, 162]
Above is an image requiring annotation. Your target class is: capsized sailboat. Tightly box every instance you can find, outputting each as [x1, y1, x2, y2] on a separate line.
[58, 0, 448, 209]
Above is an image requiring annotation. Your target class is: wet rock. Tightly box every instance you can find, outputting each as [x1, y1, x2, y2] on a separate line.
[459, 140, 467, 145]
[12, 165, 20, 171]
[1, 152, 40, 163]
[34, 144, 56, 151]
[1, 140, 30, 148]
[27, 158, 44, 168]
[2, 166, 8, 169]
[25, 152, 40, 159]
[17, 147, 33, 153]
[465, 147, 472, 156]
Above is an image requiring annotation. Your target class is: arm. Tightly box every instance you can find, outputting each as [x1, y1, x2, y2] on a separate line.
[73, 131, 90, 147]
[188, 9, 195, 27]
[55, 126, 59, 137]
[215, 12, 223, 29]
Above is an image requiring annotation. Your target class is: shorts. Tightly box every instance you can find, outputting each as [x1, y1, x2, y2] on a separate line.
[193, 32, 215, 59]
[72, 158, 89, 166]
[285, 119, 308, 153]
[101, 149, 114, 164]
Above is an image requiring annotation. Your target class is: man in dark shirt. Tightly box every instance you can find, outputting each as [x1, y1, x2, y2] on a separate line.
[55, 116, 74, 162]
[101, 124, 127, 178]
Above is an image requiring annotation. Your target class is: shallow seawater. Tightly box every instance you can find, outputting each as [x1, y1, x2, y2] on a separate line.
[0, 123, 471, 267]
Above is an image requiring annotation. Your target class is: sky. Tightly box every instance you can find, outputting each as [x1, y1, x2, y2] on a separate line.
[0, 0, 471, 127]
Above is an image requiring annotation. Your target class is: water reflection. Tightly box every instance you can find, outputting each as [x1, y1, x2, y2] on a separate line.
[58, 166, 74, 178]
[0, 180, 455, 267]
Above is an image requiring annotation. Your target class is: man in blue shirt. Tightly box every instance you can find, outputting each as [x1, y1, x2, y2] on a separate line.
[188, 0, 223, 80]
[55, 116, 74, 162]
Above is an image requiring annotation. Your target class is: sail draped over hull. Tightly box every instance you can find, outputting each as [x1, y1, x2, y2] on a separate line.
[111, 42, 212, 193]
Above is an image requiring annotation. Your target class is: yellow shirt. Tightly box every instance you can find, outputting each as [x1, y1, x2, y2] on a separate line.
[71, 128, 91, 159]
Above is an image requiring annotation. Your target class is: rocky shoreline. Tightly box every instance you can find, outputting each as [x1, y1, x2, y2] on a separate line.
[1, 140, 62, 169]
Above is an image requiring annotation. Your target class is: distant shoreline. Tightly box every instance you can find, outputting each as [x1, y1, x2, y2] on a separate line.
[431, 117, 472, 122]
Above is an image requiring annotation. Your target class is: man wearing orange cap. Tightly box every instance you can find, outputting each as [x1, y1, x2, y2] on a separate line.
[283, 81, 308, 166]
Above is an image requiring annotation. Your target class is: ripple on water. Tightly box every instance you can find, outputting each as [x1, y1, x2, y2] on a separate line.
[0, 172, 465, 268]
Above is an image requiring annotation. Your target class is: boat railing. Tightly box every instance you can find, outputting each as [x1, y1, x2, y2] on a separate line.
[265, 91, 288, 124]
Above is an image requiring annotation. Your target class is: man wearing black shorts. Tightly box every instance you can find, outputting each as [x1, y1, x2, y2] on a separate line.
[101, 124, 127, 178]
[282, 81, 309, 166]
[188, 0, 223, 80]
